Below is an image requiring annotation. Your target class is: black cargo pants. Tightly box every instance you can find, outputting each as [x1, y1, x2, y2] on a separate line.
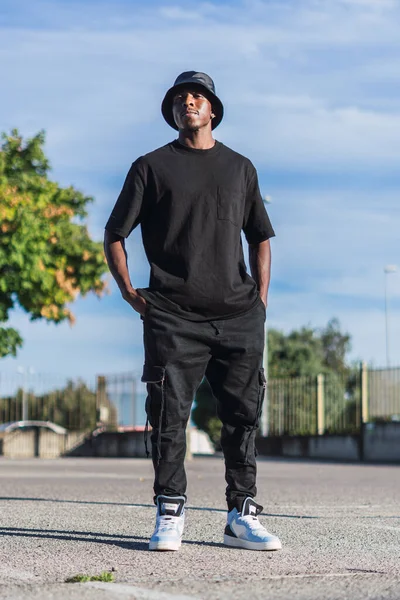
[141, 298, 266, 512]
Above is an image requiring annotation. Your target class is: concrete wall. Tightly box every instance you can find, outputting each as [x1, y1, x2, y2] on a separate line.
[0, 429, 91, 458]
[39, 430, 65, 458]
[257, 424, 400, 463]
[67, 427, 215, 458]
[308, 436, 359, 461]
[256, 434, 360, 461]
[66, 430, 148, 458]
[364, 422, 400, 462]
[2, 423, 399, 462]
[1, 430, 36, 458]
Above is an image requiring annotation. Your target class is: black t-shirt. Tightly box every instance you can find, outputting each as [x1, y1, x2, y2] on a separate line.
[105, 140, 275, 321]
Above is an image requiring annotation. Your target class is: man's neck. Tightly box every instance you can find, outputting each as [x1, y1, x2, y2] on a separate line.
[178, 129, 215, 150]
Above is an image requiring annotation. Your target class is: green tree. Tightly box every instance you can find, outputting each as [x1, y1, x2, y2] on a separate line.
[0, 130, 108, 357]
[268, 326, 325, 379]
[320, 317, 351, 376]
[268, 318, 351, 379]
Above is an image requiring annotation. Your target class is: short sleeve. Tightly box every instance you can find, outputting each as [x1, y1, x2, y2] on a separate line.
[105, 158, 147, 238]
[242, 165, 275, 244]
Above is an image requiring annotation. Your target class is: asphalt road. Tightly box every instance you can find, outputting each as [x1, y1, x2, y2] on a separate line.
[0, 456, 399, 600]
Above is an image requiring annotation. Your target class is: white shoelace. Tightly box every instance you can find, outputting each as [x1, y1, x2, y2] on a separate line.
[156, 516, 180, 533]
[240, 515, 267, 532]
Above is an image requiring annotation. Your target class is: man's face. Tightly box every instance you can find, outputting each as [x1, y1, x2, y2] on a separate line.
[172, 87, 214, 132]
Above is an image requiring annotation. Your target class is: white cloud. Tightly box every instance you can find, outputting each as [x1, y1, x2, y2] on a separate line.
[335, 0, 397, 9]
[2, 0, 400, 179]
[224, 99, 400, 171]
[159, 6, 208, 21]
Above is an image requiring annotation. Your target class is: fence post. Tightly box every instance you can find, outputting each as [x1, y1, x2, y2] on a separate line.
[360, 361, 369, 424]
[359, 361, 369, 461]
[96, 375, 109, 425]
[317, 374, 325, 435]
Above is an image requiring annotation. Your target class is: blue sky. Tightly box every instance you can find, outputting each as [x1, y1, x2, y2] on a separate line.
[1, 0, 400, 384]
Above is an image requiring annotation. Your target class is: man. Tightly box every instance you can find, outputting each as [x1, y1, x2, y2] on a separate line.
[104, 71, 281, 552]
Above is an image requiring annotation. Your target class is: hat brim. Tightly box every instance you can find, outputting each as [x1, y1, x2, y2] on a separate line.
[161, 82, 223, 131]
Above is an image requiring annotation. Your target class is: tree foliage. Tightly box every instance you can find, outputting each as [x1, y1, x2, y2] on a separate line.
[320, 318, 352, 375]
[0, 130, 108, 357]
[268, 318, 351, 379]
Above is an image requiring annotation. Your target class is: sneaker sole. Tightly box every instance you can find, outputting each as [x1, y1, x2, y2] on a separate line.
[223, 534, 281, 551]
[149, 540, 181, 551]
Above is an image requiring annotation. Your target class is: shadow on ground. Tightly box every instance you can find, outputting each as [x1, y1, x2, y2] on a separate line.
[0, 526, 230, 551]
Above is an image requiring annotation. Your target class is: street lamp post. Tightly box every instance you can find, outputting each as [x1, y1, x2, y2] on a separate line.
[17, 366, 35, 421]
[384, 265, 397, 368]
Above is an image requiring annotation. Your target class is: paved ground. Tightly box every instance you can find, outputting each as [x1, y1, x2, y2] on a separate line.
[0, 456, 399, 600]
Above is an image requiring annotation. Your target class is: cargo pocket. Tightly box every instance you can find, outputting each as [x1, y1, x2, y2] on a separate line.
[141, 364, 165, 384]
[141, 365, 166, 461]
[217, 187, 243, 227]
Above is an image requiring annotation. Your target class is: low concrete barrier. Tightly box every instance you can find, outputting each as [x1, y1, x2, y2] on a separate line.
[0, 427, 91, 458]
[66, 427, 215, 458]
[88, 431, 148, 458]
[1, 423, 399, 462]
[308, 436, 359, 461]
[364, 422, 400, 462]
[2, 430, 36, 458]
[257, 423, 400, 463]
[256, 434, 360, 461]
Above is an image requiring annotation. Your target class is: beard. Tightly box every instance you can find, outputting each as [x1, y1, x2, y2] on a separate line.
[183, 124, 200, 132]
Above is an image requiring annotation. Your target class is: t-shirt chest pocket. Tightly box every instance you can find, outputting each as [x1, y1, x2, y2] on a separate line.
[217, 186, 243, 227]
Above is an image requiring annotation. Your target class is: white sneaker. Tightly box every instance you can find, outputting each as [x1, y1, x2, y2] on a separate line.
[224, 497, 282, 551]
[149, 495, 185, 551]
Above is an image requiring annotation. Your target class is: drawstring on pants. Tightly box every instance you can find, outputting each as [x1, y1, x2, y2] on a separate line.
[156, 377, 166, 463]
[144, 372, 166, 464]
[144, 418, 150, 458]
[244, 375, 266, 462]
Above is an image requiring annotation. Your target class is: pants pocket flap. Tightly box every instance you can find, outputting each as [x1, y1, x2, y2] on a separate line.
[141, 364, 166, 383]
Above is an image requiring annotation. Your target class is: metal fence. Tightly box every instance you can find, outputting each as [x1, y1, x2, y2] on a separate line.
[1, 365, 399, 440]
[266, 365, 400, 437]
[0, 373, 97, 431]
[268, 376, 317, 436]
[96, 368, 364, 436]
[368, 367, 400, 421]
[267, 370, 361, 436]
[88, 365, 400, 436]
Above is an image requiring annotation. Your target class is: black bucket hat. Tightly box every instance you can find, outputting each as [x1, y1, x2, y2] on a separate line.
[161, 71, 224, 131]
